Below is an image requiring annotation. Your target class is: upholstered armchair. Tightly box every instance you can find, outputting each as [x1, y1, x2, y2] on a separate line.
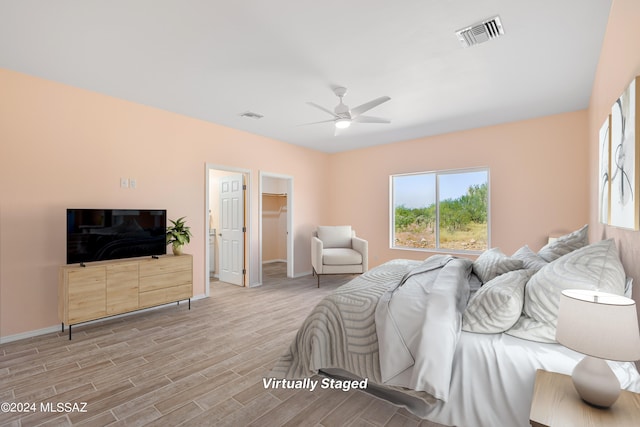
[311, 225, 368, 287]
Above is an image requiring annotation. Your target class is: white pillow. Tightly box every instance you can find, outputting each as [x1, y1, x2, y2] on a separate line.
[506, 239, 626, 343]
[463, 269, 535, 334]
[512, 245, 548, 272]
[537, 224, 588, 262]
[472, 248, 524, 284]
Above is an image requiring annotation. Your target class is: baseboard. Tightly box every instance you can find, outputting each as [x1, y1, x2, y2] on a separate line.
[293, 270, 313, 278]
[262, 259, 287, 264]
[0, 325, 62, 344]
[1, 294, 209, 344]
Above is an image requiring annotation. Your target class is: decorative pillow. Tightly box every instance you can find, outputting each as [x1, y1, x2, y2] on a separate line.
[463, 269, 535, 334]
[537, 224, 588, 262]
[469, 273, 483, 292]
[472, 248, 524, 284]
[512, 245, 548, 272]
[317, 226, 352, 248]
[506, 239, 626, 343]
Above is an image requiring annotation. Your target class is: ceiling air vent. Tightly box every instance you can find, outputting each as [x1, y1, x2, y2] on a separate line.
[239, 111, 264, 119]
[456, 16, 504, 48]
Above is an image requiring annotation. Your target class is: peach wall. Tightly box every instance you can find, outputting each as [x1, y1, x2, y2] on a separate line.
[0, 68, 329, 339]
[3, 1, 631, 340]
[588, 0, 640, 302]
[329, 111, 590, 267]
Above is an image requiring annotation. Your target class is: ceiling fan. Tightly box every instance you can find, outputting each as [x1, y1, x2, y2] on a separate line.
[306, 87, 391, 131]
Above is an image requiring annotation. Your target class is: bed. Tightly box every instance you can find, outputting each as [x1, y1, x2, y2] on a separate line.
[270, 226, 640, 427]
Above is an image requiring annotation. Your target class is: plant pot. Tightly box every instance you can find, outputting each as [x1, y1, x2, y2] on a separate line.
[172, 244, 183, 256]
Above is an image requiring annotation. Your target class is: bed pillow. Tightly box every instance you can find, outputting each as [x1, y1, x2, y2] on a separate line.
[537, 224, 588, 262]
[472, 248, 524, 284]
[506, 239, 625, 343]
[463, 269, 535, 334]
[512, 245, 548, 272]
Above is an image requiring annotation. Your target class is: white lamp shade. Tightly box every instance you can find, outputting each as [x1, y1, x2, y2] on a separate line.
[556, 289, 640, 362]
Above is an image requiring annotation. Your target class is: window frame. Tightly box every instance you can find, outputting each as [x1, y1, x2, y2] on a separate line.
[389, 167, 490, 254]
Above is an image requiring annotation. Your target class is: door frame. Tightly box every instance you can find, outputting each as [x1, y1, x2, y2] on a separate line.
[259, 171, 294, 283]
[205, 163, 253, 296]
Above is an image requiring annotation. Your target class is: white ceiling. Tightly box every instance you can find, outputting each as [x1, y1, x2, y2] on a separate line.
[0, 1, 612, 153]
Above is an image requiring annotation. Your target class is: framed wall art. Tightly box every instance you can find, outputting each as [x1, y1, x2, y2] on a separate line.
[609, 76, 639, 230]
[599, 115, 611, 224]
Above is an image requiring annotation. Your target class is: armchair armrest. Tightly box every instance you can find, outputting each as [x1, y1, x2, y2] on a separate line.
[311, 236, 324, 274]
[352, 236, 368, 272]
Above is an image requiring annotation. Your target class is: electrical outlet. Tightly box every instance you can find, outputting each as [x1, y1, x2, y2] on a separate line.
[130, 178, 137, 189]
[120, 177, 129, 188]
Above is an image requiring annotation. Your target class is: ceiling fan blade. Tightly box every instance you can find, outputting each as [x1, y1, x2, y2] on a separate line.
[353, 115, 391, 124]
[350, 96, 391, 117]
[306, 102, 338, 118]
[297, 119, 335, 127]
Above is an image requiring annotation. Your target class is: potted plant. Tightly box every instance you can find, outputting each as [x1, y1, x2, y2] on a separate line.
[166, 216, 192, 255]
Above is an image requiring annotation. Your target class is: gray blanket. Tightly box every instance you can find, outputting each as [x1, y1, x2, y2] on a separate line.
[376, 255, 472, 401]
[271, 256, 472, 403]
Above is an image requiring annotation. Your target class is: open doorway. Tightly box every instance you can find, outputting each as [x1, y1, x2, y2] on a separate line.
[259, 172, 293, 285]
[206, 164, 251, 295]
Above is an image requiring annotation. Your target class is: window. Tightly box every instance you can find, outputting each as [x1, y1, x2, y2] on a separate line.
[391, 168, 489, 252]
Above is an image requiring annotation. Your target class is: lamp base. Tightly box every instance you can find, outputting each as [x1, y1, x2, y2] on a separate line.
[571, 356, 621, 408]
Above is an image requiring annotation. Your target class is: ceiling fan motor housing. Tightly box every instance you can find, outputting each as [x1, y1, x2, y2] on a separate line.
[333, 87, 350, 117]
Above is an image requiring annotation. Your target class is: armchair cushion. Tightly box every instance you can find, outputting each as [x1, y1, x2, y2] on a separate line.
[317, 225, 353, 248]
[323, 248, 363, 266]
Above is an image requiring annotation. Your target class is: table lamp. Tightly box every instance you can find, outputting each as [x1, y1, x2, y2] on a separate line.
[556, 289, 640, 408]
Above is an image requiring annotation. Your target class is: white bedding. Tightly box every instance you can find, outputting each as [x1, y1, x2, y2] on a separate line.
[375, 255, 471, 400]
[273, 246, 640, 427]
[324, 332, 640, 427]
[414, 332, 640, 426]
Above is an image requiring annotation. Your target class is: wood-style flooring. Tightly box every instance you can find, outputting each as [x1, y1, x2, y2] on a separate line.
[0, 263, 445, 427]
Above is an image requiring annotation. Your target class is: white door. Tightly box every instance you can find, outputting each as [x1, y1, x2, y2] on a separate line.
[219, 173, 245, 285]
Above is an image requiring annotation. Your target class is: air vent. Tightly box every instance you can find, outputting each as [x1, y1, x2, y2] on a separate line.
[456, 16, 504, 48]
[239, 111, 264, 119]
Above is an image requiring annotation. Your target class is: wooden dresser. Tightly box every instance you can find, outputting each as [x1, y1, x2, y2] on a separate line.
[58, 254, 192, 339]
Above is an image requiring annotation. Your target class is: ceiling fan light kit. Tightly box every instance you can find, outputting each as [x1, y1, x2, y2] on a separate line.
[335, 118, 351, 129]
[305, 86, 391, 133]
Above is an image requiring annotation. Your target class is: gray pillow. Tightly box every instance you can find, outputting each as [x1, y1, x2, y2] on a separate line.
[512, 245, 548, 272]
[463, 269, 535, 334]
[506, 239, 626, 343]
[472, 248, 524, 284]
[537, 224, 588, 262]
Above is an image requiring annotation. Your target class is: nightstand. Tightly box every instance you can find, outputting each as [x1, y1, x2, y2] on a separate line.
[530, 369, 640, 427]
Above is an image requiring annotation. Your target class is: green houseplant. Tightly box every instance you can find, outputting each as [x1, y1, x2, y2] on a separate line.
[166, 216, 192, 255]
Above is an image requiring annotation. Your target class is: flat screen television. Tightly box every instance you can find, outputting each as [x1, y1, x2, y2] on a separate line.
[67, 209, 167, 264]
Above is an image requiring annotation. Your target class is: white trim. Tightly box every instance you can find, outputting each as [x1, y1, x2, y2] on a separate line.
[294, 270, 313, 278]
[205, 163, 253, 292]
[0, 325, 60, 344]
[258, 172, 294, 284]
[389, 166, 490, 253]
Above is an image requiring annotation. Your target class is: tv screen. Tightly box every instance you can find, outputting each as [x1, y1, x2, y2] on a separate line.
[67, 209, 167, 264]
